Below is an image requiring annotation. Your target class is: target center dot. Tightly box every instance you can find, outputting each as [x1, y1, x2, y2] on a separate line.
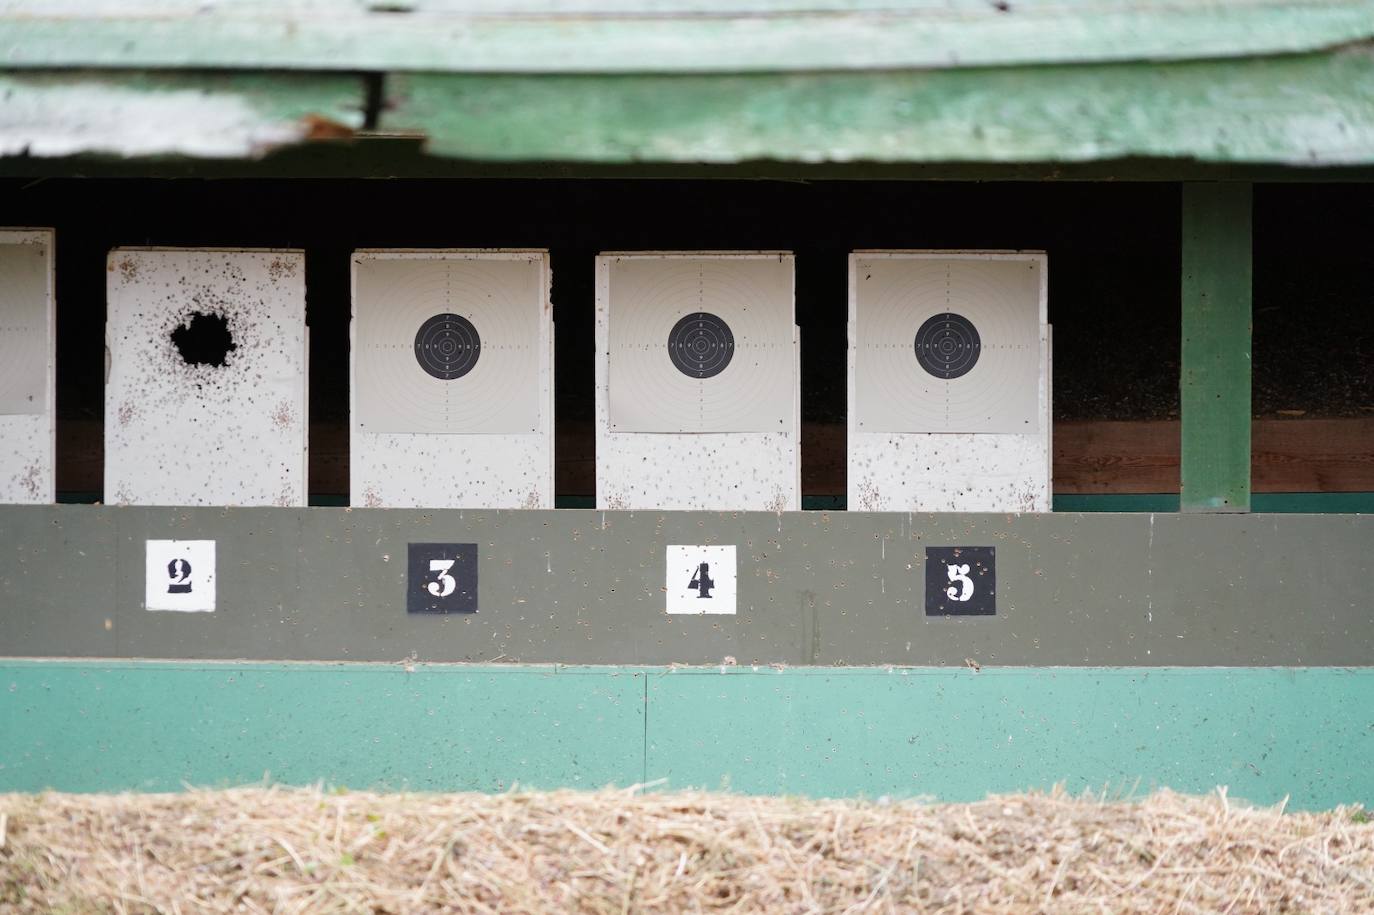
[914, 312, 981, 380]
[668, 312, 735, 379]
[415, 313, 480, 380]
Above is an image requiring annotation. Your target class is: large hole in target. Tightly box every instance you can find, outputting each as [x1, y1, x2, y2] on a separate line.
[171, 312, 237, 367]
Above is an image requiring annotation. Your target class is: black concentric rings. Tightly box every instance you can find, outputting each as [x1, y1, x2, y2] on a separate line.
[914, 312, 981, 379]
[668, 311, 735, 379]
[414, 313, 480, 380]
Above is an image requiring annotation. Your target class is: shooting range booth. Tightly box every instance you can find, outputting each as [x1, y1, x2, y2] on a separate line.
[1, 1, 1373, 807]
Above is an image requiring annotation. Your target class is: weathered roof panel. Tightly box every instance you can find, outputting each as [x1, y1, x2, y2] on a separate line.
[3, 0, 1373, 166]
[3, 0, 1372, 73]
[385, 46, 1374, 165]
[0, 72, 366, 159]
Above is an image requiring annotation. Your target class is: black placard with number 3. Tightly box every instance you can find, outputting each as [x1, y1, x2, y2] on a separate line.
[407, 543, 479, 614]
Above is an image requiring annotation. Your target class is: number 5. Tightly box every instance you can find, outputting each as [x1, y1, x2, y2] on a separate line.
[428, 559, 457, 597]
[945, 563, 974, 602]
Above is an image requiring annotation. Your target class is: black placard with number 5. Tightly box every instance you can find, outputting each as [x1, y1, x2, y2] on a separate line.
[407, 543, 479, 614]
[924, 546, 996, 616]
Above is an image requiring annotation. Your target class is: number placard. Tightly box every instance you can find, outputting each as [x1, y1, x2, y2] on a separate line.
[666, 544, 737, 615]
[407, 543, 478, 614]
[924, 546, 996, 616]
[145, 539, 216, 612]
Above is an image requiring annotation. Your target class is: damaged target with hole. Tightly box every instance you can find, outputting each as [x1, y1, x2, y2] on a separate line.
[668, 312, 734, 379]
[414, 313, 480, 380]
[171, 312, 237, 367]
[104, 248, 308, 507]
[914, 312, 981, 379]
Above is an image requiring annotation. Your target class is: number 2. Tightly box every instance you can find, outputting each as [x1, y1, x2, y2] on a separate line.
[427, 559, 457, 597]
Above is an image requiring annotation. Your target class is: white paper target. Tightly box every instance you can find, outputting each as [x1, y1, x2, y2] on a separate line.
[0, 229, 55, 504]
[350, 251, 553, 509]
[105, 248, 307, 507]
[855, 255, 1043, 433]
[848, 251, 1051, 513]
[595, 253, 800, 511]
[606, 255, 795, 433]
[354, 255, 541, 434]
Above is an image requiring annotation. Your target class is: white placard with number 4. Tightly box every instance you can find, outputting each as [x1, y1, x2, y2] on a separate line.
[666, 544, 737, 615]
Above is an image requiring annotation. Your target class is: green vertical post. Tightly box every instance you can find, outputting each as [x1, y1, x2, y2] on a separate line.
[1180, 183, 1252, 512]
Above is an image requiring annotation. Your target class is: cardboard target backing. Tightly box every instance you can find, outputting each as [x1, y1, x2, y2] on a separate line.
[597, 253, 799, 511]
[0, 229, 55, 504]
[848, 251, 1052, 513]
[105, 248, 308, 507]
[351, 251, 553, 509]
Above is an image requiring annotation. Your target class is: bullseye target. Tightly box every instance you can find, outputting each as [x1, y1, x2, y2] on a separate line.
[668, 312, 735, 378]
[914, 312, 981, 379]
[605, 255, 795, 433]
[354, 254, 543, 434]
[414, 313, 481, 380]
[854, 254, 1044, 434]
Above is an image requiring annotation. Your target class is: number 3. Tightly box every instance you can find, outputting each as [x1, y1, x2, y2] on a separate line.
[427, 559, 457, 597]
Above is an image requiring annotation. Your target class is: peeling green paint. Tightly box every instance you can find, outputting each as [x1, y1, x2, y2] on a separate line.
[4, 49, 1374, 165]
[0, 72, 367, 159]
[3, 0, 1372, 74]
[386, 49, 1374, 164]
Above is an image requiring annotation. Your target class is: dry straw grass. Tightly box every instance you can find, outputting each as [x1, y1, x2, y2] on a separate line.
[1, 784, 1371, 913]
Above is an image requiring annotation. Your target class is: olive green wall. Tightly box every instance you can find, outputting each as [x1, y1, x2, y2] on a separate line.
[2, 505, 1371, 666]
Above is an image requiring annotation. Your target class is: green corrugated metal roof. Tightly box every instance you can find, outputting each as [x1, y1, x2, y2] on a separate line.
[388, 49, 1374, 164]
[2, 0, 1374, 166]
[3, 0, 1373, 74]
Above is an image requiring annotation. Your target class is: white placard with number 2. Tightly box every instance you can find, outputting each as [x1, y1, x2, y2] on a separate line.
[145, 539, 216, 612]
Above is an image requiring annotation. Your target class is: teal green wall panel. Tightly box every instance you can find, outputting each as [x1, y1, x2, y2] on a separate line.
[1053, 493, 1184, 512]
[1051, 493, 1374, 513]
[646, 667, 1374, 810]
[2, 661, 1371, 810]
[0, 662, 644, 793]
[1248, 492, 1374, 513]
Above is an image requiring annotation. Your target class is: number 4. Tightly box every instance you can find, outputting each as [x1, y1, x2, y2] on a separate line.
[428, 559, 457, 597]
